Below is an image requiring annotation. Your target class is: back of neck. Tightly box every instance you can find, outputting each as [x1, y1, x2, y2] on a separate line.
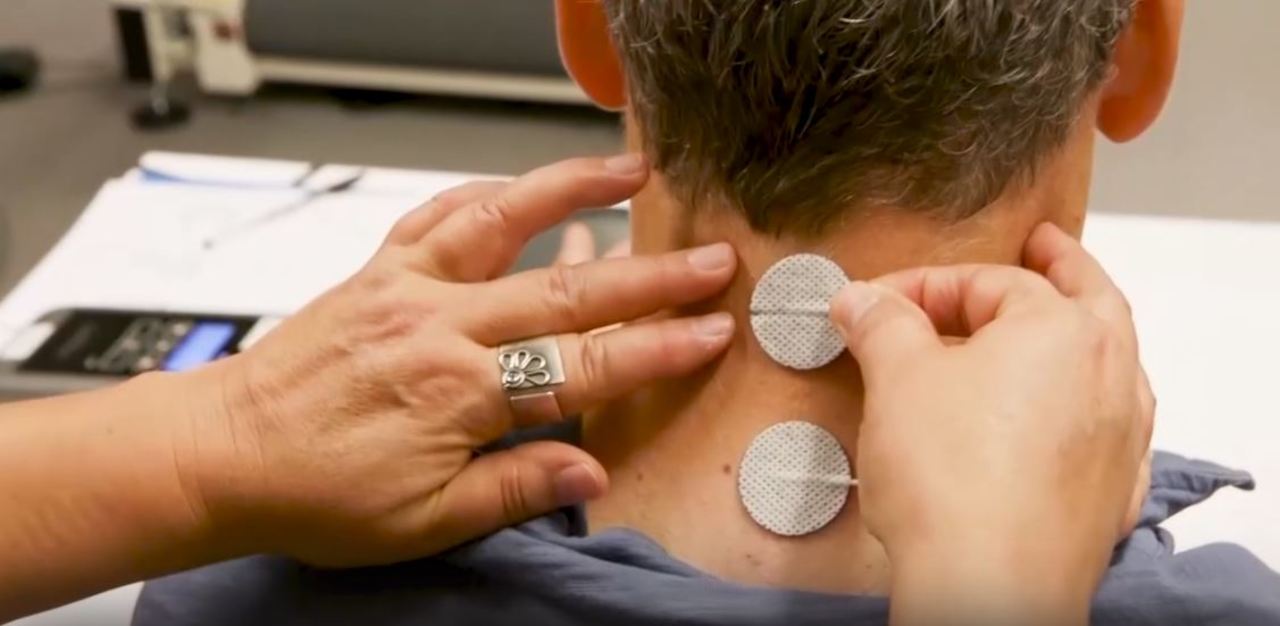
[582, 176, 1071, 593]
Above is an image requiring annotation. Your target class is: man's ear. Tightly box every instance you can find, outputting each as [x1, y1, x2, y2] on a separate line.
[555, 0, 627, 111]
[1098, 0, 1186, 142]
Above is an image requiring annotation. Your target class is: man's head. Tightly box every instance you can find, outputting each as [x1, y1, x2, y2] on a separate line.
[557, 0, 1183, 242]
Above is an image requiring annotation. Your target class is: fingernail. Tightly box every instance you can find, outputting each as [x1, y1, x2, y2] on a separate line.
[603, 153, 646, 175]
[835, 282, 880, 326]
[554, 464, 605, 506]
[694, 312, 735, 338]
[687, 243, 734, 271]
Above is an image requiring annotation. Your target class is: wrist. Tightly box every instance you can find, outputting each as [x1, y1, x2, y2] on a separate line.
[0, 364, 249, 615]
[887, 526, 1101, 626]
[149, 358, 265, 560]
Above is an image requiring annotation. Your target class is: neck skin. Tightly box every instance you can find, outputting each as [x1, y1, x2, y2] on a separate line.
[584, 111, 1096, 594]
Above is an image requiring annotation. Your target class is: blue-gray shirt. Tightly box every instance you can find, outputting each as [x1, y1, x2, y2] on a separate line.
[133, 451, 1280, 625]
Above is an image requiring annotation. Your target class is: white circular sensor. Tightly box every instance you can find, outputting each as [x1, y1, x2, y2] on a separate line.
[738, 421, 853, 537]
[750, 254, 850, 370]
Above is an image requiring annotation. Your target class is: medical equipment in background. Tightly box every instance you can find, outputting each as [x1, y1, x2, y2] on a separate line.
[0, 309, 278, 397]
[110, 0, 588, 120]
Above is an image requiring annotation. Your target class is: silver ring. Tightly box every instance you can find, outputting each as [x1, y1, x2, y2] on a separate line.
[497, 336, 566, 423]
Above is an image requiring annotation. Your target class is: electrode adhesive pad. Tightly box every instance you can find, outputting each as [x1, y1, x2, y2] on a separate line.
[749, 254, 850, 370]
[738, 420, 855, 537]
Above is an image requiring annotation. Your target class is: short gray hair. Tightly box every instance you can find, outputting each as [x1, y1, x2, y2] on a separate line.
[602, 0, 1136, 235]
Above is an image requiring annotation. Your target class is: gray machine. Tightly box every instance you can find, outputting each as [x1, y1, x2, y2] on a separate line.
[114, 0, 586, 105]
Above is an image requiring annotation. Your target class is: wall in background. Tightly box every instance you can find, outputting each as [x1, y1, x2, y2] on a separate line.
[1091, 0, 1280, 221]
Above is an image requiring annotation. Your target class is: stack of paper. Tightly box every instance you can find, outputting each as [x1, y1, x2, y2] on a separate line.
[0, 153, 484, 342]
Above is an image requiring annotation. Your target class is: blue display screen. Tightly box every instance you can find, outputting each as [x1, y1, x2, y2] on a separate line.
[162, 322, 237, 372]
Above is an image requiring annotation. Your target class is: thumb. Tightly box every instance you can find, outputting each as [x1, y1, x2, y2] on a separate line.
[830, 281, 942, 383]
[424, 441, 607, 551]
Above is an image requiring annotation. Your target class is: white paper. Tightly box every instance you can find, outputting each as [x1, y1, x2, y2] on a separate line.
[0, 174, 472, 338]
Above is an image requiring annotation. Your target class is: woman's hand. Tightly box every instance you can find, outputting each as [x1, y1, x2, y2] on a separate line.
[830, 224, 1154, 625]
[177, 154, 738, 567]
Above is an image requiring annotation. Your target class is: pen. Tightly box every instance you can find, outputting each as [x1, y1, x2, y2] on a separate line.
[201, 168, 366, 250]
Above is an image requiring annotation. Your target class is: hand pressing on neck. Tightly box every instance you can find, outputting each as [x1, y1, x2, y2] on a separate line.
[831, 223, 1154, 626]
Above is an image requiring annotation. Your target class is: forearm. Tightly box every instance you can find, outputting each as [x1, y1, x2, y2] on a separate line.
[0, 370, 238, 621]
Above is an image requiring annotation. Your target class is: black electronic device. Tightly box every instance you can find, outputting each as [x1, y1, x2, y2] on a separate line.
[0, 308, 280, 398]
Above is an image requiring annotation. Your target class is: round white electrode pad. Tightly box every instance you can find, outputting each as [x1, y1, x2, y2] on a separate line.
[738, 420, 854, 537]
[749, 254, 849, 370]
